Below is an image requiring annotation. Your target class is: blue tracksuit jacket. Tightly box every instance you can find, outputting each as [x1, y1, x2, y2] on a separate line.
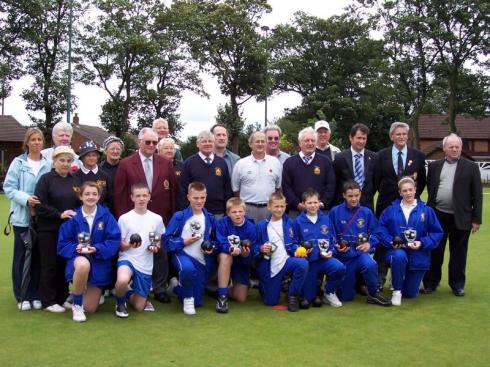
[216, 215, 257, 265]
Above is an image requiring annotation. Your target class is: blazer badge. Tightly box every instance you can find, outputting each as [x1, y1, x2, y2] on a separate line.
[73, 186, 80, 193]
[163, 179, 170, 190]
[96, 179, 106, 187]
[215, 167, 222, 176]
[357, 218, 365, 228]
[420, 212, 425, 222]
[97, 221, 104, 230]
[289, 227, 295, 237]
[175, 170, 182, 177]
[320, 224, 328, 234]
[313, 166, 321, 175]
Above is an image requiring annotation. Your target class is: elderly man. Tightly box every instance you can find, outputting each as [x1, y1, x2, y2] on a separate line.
[114, 127, 177, 304]
[422, 133, 482, 297]
[314, 120, 341, 162]
[153, 117, 183, 161]
[263, 125, 290, 164]
[210, 124, 240, 175]
[333, 123, 376, 210]
[180, 130, 232, 217]
[282, 127, 336, 217]
[231, 131, 282, 222]
[41, 121, 80, 168]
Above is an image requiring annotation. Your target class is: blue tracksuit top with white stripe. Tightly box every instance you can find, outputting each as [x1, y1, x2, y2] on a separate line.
[293, 210, 337, 262]
[328, 202, 379, 259]
[216, 215, 257, 265]
[378, 199, 443, 270]
[255, 214, 298, 265]
[58, 204, 121, 286]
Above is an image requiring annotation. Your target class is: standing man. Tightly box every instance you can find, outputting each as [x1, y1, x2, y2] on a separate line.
[41, 121, 80, 168]
[114, 127, 177, 304]
[422, 133, 482, 296]
[153, 118, 183, 161]
[282, 127, 336, 218]
[314, 120, 341, 162]
[263, 125, 290, 164]
[373, 121, 426, 288]
[333, 123, 376, 210]
[210, 124, 240, 175]
[180, 131, 232, 218]
[231, 131, 282, 222]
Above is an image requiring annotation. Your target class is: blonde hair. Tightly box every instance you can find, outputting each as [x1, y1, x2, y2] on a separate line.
[23, 128, 44, 153]
[268, 192, 286, 205]
[398, 176, 416, 189]
[157, 137, 175, 154]
[226, 197, 246, 212]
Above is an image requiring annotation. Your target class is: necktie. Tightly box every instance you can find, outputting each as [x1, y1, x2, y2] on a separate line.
[397, 151, 404, 178]
[144, 158, 153, 191]
[354, 153, 364, 188]
[303, 155, 312, 165]
[205, 157, 211, 165]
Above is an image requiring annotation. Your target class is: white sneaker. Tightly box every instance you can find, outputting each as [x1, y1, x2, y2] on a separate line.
[166, 277, 179, 297]
[99, 294, 105, 305]
[18, 301, 31, 311]
[144, 300, 155, 312]
[72, 304, 86, 322]
[391, 291, 402, 306]
[323, 293, 343, 308]
[45, 304, 66, 313]
[32, 300, 42, 310]
[63, 294, 73, 309]
[183, 297, 196, 315]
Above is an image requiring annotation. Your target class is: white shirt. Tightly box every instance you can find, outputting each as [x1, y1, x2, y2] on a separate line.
[267, 219, 289, 277]
[351, 147, 365, 173]
[82, 206, 97, 234]
[231, 154, 282, 203]
[80, 165, 99, 174]
[118, 209, 165, 275]
[182, 213, 206, 265]
[198, 152, 215, 164]
[400, 200, 417, 224]
[27, 157, 42, 177]
[306, 213, 318, 224]
[299, 151, 316, 164]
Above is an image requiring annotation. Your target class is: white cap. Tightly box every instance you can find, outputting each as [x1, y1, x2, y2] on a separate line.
[314, 120, 330, 132]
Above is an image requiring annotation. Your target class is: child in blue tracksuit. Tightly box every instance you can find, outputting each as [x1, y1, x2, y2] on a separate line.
[378, 177, 443, 306]
[293, 189, 346, 309]
[255, 192, 308, 312]
[215, 197, 257, 313]
[329, 181, 391, 306]
[58, 181, 120, 322]
[164, 182, 217, 315]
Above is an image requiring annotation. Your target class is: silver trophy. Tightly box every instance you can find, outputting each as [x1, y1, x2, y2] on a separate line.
[318, 238, 330, 256]
[190, 221, 202, 239]
[148, 231, 159, 251]
[228, 235, 241, 251]
[78, 232, 90, 248]
[403, 228, 417, 247]
[357, 233, 369, 245]
[263, 241, 278, 260]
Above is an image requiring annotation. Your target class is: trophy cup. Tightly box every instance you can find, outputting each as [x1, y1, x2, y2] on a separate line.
[148, 231, 159, 251]
[357, 233, 369, 245]
[318, 238, 330, 257]
[190, 221, 202, 239]
[78, 232, 91, 254]
[263, 241, 278, 260]
[403, 228, 417, 248]
[228, 235, 241, 252]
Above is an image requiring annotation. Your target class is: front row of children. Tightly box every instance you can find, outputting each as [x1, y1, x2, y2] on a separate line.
[57, 176, 443, 322]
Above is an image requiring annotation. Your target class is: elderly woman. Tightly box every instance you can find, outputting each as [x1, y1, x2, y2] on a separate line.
[3, 128, 51, 311]
[100, 135, 124, 183]
[377, 177, 443, 306]
[34, 146, 80, 313]
[41, 121, 80, 168]
[157, 137, 186, 211]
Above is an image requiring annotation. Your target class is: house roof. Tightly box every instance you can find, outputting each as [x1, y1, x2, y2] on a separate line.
[73, 124, 112, 146]
[0, 115, 27, 142]
[418, 114, 490, 139]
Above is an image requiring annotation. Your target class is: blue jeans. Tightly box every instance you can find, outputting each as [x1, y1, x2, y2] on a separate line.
[12, 226, 40, 302]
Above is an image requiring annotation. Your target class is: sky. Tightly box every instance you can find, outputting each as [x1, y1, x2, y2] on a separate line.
[2, 0, 353, 140]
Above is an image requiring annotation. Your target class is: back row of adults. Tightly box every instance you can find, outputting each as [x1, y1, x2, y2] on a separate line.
[4, 117, 482, 312]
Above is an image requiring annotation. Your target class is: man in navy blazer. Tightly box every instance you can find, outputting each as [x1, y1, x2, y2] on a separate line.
[333, 123, 376, 210]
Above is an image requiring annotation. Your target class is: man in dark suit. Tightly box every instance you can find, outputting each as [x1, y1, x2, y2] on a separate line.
[114, 127, 177, 304]
[422, 133, 482, 296]
[333, 123, 376, 210]
[372, 122, 427, 287]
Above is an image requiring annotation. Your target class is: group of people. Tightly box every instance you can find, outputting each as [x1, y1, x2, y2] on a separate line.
[3, 117, 482, 322]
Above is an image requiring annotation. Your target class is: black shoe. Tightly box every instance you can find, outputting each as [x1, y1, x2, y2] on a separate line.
[356, 284, 369, 296]
[154, 292, 171, 304]
[115, 302, 129, 318]
[299, 299, 310, 309]
[420, 286, 436, 294]
[216, 295, 229, 313]
[288, 296, 299, 312]
[367, 292, 392, 307]
[312, 296, 323, 308]
[452, 288, 465, 297]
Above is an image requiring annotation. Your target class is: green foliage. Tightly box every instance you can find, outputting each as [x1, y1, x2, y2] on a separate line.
[179, 135, 198, 159]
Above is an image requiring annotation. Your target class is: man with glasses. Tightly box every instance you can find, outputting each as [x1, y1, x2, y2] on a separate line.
[264, 125, 290, 164]
[114, 127, 177, 304]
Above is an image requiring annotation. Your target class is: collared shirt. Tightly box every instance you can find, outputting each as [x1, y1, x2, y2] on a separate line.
[299, 151, 316, 164]
[275, 150, 291, 165]
[82, 206, 97, 233]
[217, 150, 233, 175]
[350, 147, 365, 174]
[139, 151, 153, 167]
[198, 152, 215, 164]
[80, 165, 99, 175]
[231, 154, 282, 203]
[400, 199, 417, 223]
[392, 145, 408, 174]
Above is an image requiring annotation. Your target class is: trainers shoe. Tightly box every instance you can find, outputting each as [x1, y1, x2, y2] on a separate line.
[312, 296, 323, 308]
[323, 293, 343, 307]
[287, 296, 300, 312]
[183, 297, 196, 315]
[115, 302, 129, 318]
[32, 300, 43, 310]
[166, 277, 179, 298]
[72, 304, 86, 322]
[99, 294, 105, 305]
[216, 295, 229, 313]
[18, 301, 31, 311]
[299, 298, 310, 309]
[63, 294, 73, 309]
[367, 292, 392, 306]
[391, 290, 402, 306]
[144, 300, 155, 312]
[45, 304, 66, 313]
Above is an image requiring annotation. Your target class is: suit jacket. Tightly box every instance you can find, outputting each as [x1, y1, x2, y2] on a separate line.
[333, 148, 376, 210]
[114, 152, 176, 224]
[427, 157, 482, 231]
[373, 146, 426, 216]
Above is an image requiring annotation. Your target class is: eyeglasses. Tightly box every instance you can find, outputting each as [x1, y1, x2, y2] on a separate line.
[144, 140, 158, 146]
[267, 136, 279, 141]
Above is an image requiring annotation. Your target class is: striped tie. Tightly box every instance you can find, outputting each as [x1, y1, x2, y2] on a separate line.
[303, 155, 312, 165]
[354, 153, 364, 188]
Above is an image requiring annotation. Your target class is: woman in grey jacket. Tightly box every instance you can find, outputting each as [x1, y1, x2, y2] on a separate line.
[3, 128, 51, 311]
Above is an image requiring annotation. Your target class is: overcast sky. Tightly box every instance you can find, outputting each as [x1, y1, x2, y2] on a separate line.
[2, 0, 352, 139]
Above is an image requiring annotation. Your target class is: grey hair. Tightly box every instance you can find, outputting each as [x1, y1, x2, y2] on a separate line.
[389, 121, 410, 136]
[196, 130, 215, 143]
[298, 126, 316, 142]
[52, 122, 73, 138]
[157, 137, 175, 153]
[442, 133, 463, 147]
[138, 127, 157, 139]
[248, 131, 265, 145]
[152, 118, 168, 129]
[263, 125, 282, 136]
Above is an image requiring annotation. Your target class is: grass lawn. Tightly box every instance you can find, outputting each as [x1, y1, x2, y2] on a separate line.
[0, 192, 488, 367]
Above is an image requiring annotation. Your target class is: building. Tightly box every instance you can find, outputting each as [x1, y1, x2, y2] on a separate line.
[0, 115, 27, 185]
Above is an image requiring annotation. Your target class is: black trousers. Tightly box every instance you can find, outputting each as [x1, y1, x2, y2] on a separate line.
[38, 231, 69, 307]
[423, 210, 471, 290]
[152, 249, 169, 295]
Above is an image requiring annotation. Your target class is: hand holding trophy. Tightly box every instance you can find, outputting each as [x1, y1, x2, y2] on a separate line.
[148, 231, 160, 253]
[77, 232, 91, 254]
[403, 228, 419, 250]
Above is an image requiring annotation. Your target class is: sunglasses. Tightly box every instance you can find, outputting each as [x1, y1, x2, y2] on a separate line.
[267, 136, 279, 141]
[144, 140, 158, 146]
